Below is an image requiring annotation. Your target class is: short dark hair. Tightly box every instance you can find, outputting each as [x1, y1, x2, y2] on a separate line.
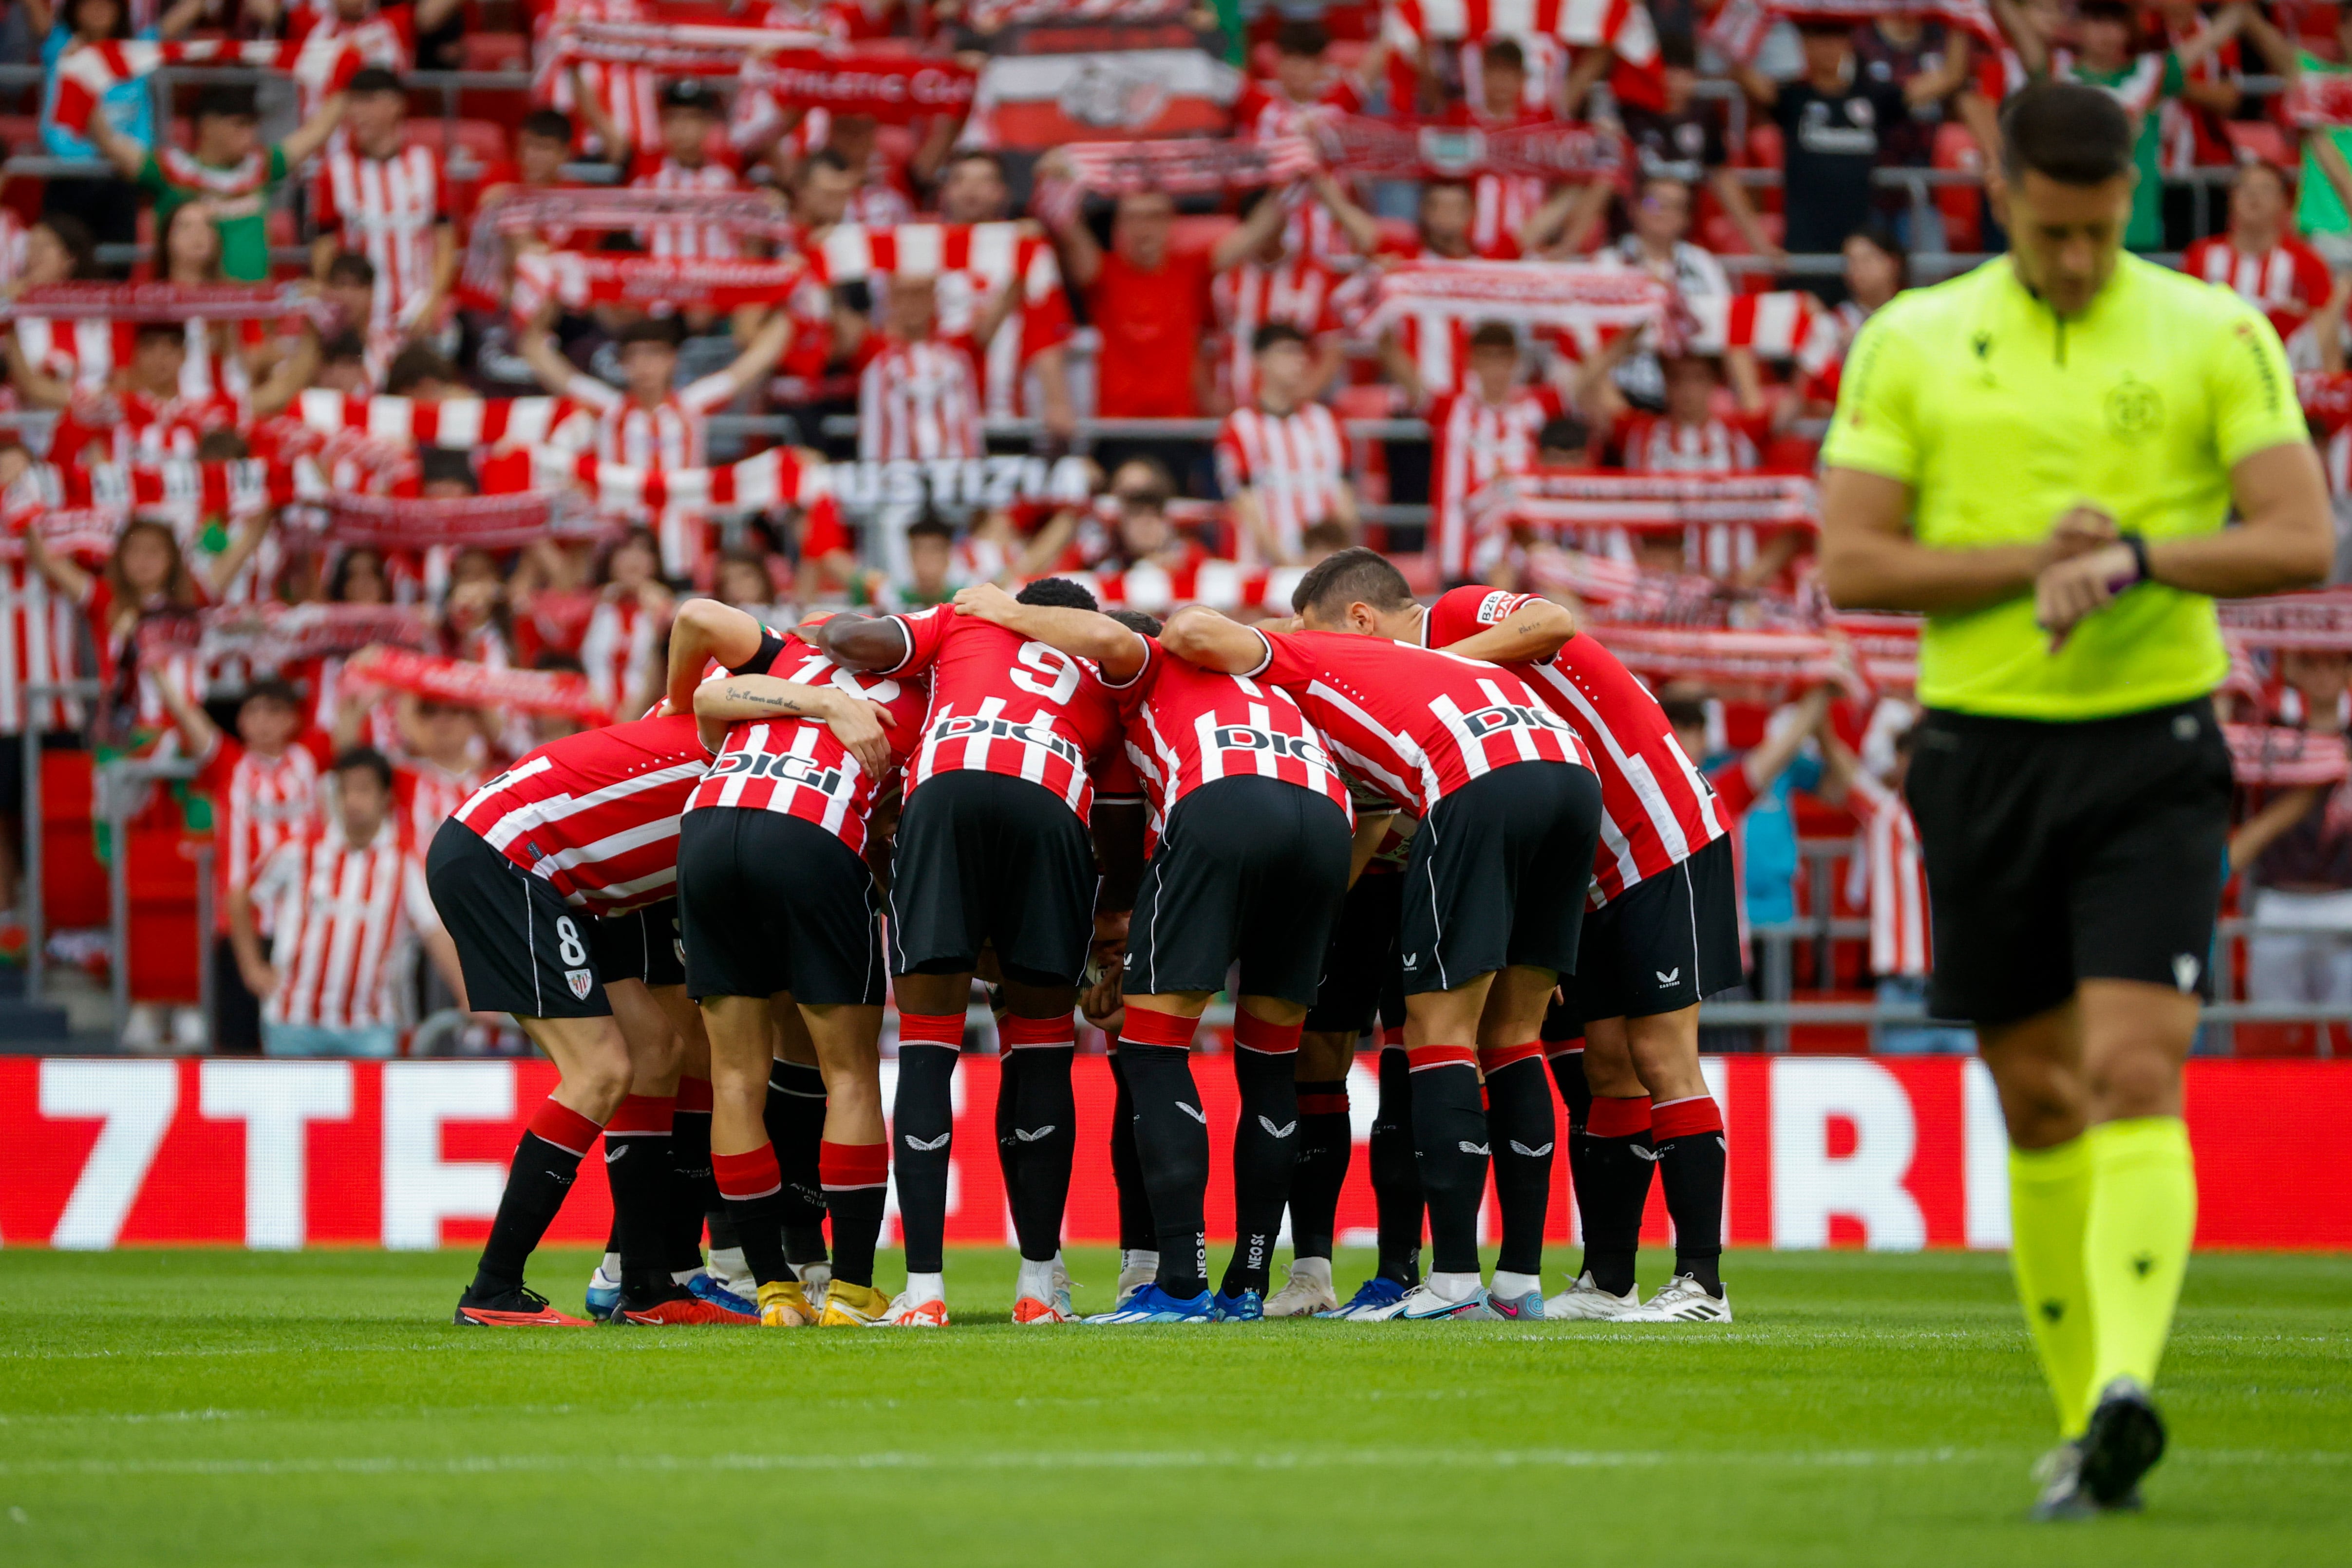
[325, 250, 376, 288]
[1110, 455, 1175, 501]
[2000, 80, 2134, 186]
[1423, 176, 1474, 203]
[332, 746, 395, 791]
[906, 513, 956, 544]
[345, 66, 403, 97]
[1252, 321, 1308, 355]
[1016, 577, 1100, 612]
[533, 650, 588, 675]
[1274, 17, 1327, 56]
[384, 345, 459, 395]
[320, 329, 368, 364]
[521, 108, 573, 144]
[241, 676, 301, 711]
[1661, 696, 1709, 732]
[1658, 28, 1698, 70]
[1291, 546, 1413, 620]
[195, 429, 249, 462]
[802, 147, 854, 180]
[1469, 321, 1518, 353]
[133, 321, 183, 348]
[35, 213, 97, 280]
[193, 83, 259, 122]
[1537, 414, 1590, 453]
[419, 449, 478, 492]
[1844, 215, 1910, 285]
[1107, 608, 1163, 638]
[616, 317, 683, 350]
[1482, 36, 1525, 70]
[949, 148, 1008, 181]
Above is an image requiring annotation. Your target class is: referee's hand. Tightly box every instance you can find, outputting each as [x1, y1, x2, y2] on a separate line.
[2035, 541, 2139, 647]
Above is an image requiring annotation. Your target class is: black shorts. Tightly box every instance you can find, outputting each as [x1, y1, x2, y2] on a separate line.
[677, 808, 885, 1006]
[1124, 776, 1353, 1005]
[887, 770, 1098, 985]
[425, 820, 613, 1020]
[589, 900, 686, 989]
[1400, 761, 1602, 995]
[1303, 870, 1407, 1036]
[1554, 833, 1744, 1025]
[1904, 698, 2232, 1027]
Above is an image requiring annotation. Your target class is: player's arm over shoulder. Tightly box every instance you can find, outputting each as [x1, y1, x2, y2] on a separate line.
[814, 608, 920, 673]
[1161, 605, 1275, 676]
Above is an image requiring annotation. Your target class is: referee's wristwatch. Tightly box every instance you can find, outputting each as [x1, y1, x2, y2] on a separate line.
[2111, 532, 2152, 592]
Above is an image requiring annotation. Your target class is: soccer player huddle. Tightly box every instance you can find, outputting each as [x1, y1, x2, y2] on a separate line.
[431, 546, 1738, 1330]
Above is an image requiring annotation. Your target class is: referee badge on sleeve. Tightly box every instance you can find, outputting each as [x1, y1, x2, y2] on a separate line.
[566, 968, 594, 1000]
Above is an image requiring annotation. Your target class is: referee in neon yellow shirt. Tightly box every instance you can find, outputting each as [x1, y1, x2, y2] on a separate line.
[1821, 81, 2334, 1520]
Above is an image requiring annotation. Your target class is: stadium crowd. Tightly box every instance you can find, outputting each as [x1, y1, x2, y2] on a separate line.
[2, 0, 2352, 1069]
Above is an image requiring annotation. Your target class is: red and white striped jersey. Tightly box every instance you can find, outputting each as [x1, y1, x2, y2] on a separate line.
[450, 712, 714, 915]
[1618, 411, 1768, 577]
[1844, 768, 1929, 978]
[1377, 234, 1521, 397]
[884, 606, 1137, 819]
[396, 757, 480, 851]
[2180, 234, 2333, 340]
[578, 593, 664, 719]
[1211, 254, 1342, 408]
[1233, 74, 1364, 141]
[1244, 626, 1594, 815]
[539, 0, 662, 155]
[250, 818, 440, 1031]
[930, 230, 1073, 420]
[194, 736, 322, 933]
[1215, 403, 1348, 566]
[314, 143, 450, 327]
[559, 372, 741, 579]
[629, 153, 746, 260]
[15, 317, 255, 401]
[0, 552, 90, 735]
[1424, 586, 1728, 904]
[857, 334, 983, 462]
[1120, 635, 1352, 849]
[1428, 382, 1565, 581]
[688, 632, 931, 854]
[285, 4, 414, 116]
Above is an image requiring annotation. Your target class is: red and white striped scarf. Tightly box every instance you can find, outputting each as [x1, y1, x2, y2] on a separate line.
[2288, 73, 2352, 128]
[320, 492, 595, 551]
[52, 38, 361, 136]
[2228, 723, 2352, 786]
[25, 457, 320, 518]
[1471, 467, 1817, 533]
[288, 390, 583, 450]
[133, 602, 431, 665]
[1682, 291, 1819, 358]
[342, 645, 608, 723]
[729, 48, 978, 125]
[1313, 113, 1630, 183]
[1346, 260, 1669, 339]
[483, 445, 826, 517]
[2219, 589, 2352, 652]
[1060, 136, 1318, 196]
[508, 252, 810, 324]
[0, 280, 325, 323]
[1383, 0, 1657, 60]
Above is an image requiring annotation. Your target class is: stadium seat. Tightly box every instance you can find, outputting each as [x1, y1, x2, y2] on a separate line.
[0, 112, 42, 155]
[124, 830, 202, 1005]
[39, 752, 107, 932]
[1932, 121, 1983, 254]
[406, 118, 511, 166]
[1744, 124, 1785, 217]
[460, 30, 529, 71]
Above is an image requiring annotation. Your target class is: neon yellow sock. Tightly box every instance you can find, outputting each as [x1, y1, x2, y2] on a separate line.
[2083, 1116, 2197, 1401]
[2008, 1136, 2095, 1438]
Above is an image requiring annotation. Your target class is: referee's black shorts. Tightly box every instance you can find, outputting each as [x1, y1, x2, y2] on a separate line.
[886, 769, 1096, 986]
[1123, 775, 1353, 1005]
[1400, 759, 1602, 995]
[1903, 697, 2232, 1028]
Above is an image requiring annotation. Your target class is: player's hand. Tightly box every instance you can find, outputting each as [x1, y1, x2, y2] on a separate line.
[952, 582, 1020, 626]
[825, 696, 899, 783]
[2034, 541, 2137, 646]
[1080, 967, 1124, 1035]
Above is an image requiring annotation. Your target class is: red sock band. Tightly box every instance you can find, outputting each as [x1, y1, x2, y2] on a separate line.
[1233, 1011, 1303, 1055]
[1297, 1090, 1349, 1115]
[712, 1144, 783, 1201]
[1407, 1044, 1478, 1072]
[898, 1010, 965, 1048]
[1000, 1012, 1077, 1049]
[675, 1076, 713, 1113]
[1119, 1007, 1199, 1049]
[818, 1139, 890, 1190]
[1544, 1039, 1585, 1059]
[1380, 1026, 1407, 1049]
[605, 1094, 675, 1137]
[528, 1098, 603, 1157]
[1587, 1095, 1653, 1139]
[1478, 1041, 1546, 1073]
[1651, 1094, 1723, 1140]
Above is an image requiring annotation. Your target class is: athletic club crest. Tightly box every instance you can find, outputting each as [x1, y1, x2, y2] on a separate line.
[565, 968, 594, 1000]
[1058, 56, 1168, 130]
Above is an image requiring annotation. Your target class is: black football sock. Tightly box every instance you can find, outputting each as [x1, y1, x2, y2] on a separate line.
[1406, 1048, 1490, 1276]
[1223, 1026, 1301, 1297]
[1000, 1041, 1077, 1263]
[469, 1099, 603, 1298]
[604, 1095, 677, 1298]
[764, 1060, 830, 1269]
[1116, 1039, 1209, 1299]
[669, 1078, 717, 1274]
[712, 1144, 791, 1288]
[1107, 1050, 1157, 1253]
[1580, 1096, 1654, 1297]
[818, 1141, 889, 1290]
[1653, 1094, 1727, 1296]
[1546, 1046, 1593, 1280]
[1288, 1077, 1352, 1262]
[1481, 1052, 1556, 1279]
[890, 1031, 961, 1276]
[1370, 1046, 1425, 1286]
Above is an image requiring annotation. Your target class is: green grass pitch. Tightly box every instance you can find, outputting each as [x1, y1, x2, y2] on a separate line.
[1, 1248, 2346, 1567]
